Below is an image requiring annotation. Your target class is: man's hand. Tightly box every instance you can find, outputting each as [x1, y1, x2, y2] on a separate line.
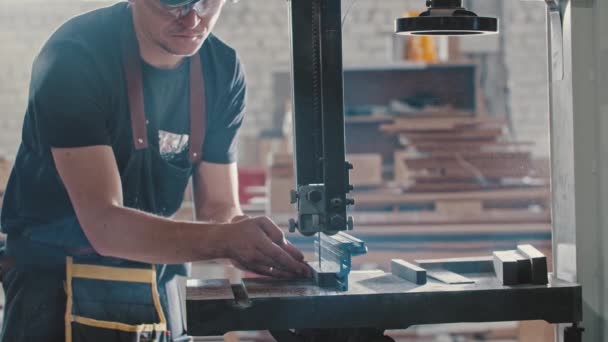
[223, 216, 311, 279]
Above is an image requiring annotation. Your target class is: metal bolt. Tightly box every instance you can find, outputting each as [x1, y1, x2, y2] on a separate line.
[345, 162, 354, 170]
[346, 198, 355, 206]
[288, 219, 298, 233]
[330, 198, 343, 208]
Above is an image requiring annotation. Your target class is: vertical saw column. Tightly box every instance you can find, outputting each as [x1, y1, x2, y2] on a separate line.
[287, 0, 355, 237]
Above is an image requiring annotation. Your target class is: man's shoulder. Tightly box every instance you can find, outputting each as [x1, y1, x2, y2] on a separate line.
[202, 34, 244, 83]
[204, 34, 239, 63]
[44, 3, 127, 57]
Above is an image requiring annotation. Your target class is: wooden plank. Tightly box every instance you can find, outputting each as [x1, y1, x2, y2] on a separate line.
[404, 156, 532, 171]
[348, 209, 551, 225]
[347, 154, 383, 186]
[353, 187, 550, 204]
[380, 117, 505, 133]
[267, 178, 295, 215]
[427, 269, 475, 284]
[275, 209, 551, 226]
[403, 128, 503, 140]
[391, 259, 427, 285]
[412, 141, 535, 153]
[435, 200, 483, 215]
[517, 244, 549, 285]
[416, 256, 495, 274]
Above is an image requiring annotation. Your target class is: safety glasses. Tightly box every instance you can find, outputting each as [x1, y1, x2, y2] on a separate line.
[155, 0, 226, 19]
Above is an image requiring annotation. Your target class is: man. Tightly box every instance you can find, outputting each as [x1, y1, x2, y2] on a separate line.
[0, 0, 310, 340]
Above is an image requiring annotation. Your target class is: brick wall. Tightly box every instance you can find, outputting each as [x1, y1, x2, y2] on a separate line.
[0, 0, 550, 160]
[502, 0, 550, 157]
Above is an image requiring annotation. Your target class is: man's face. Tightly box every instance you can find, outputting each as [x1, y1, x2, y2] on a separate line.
[131, 0, 226, 57]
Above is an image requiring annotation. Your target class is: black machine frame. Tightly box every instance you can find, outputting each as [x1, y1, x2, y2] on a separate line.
[288, 0, 354, 237]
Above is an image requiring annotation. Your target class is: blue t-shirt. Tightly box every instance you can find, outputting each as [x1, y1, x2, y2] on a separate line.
[1, 3, 246, 234]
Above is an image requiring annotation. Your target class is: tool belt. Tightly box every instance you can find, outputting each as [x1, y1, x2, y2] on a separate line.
[0, 230, 173, 342]
[65, 256, 169, 342]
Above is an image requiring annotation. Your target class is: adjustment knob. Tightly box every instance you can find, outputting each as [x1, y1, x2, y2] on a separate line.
[345, 162, 354, 170]
[346, 198, 355, 206]
[307, 190, 323, 203]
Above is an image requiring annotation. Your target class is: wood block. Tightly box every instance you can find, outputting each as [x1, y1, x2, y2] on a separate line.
[267, 177, 296, 216]
[435, 200, 483, 215]
[391, 259, 427, 285]
[347, 154, 383, 186]
[416, 256, 494, 274]
[427, 269, 474, 284]
[493, 250, 532, 286]
[517, 244, 549, 285]
[493, 251, 519, 285]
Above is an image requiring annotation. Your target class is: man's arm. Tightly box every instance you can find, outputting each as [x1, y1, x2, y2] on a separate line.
[192, 162, 242, 223]
[52, 146, 310, 277]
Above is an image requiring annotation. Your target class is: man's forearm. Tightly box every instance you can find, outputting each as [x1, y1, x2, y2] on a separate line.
[83, 205, 226, 264]
[195, 202, 244, 223]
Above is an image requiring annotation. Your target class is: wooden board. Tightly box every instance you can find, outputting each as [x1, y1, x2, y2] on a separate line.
[413, 141, 534, 153]
[517, 244, 549, 285]
[391, 259, 427, 285]
[380, 117, 505, 133]
[267, 177, 296, 215]
[403, 128, 503, 141]
[347, 154, 383, 186]
[352, 187, 550, 205]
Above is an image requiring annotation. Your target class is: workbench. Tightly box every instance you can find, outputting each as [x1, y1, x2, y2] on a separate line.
[186, 269, 582, 342]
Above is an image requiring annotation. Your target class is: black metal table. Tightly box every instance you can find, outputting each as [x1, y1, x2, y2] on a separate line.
[186, 270, 582, 341]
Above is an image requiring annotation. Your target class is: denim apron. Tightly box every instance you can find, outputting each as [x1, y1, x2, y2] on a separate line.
[1, 18, 207, 342]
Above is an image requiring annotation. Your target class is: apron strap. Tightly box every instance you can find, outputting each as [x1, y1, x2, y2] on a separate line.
[189, 55, 206, 164]
[121, 22, 207, 164]
[121, 29, 148, 150]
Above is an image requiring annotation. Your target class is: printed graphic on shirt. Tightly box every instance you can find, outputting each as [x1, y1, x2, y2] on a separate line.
[159, 130, 189, 163]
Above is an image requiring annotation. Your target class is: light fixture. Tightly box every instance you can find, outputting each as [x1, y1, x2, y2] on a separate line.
[395, 0, 498, 36]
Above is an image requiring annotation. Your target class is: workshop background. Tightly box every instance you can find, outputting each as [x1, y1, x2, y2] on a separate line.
[0, 0, 555, 341]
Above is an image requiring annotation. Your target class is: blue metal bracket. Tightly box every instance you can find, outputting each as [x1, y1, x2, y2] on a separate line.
[308, 232, 367, 291]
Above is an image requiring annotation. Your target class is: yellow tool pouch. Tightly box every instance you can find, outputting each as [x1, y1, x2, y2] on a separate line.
[64, 257, 169, 342]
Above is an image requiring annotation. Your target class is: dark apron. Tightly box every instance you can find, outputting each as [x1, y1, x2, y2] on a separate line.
[1, 18, 207, 342]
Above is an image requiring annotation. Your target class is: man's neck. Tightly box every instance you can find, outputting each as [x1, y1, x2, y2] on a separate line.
[132, 17, 184, 69]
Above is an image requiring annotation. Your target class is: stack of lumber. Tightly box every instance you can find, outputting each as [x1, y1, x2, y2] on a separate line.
[367, 110, 551, 225]
[381, 113, 548, 191]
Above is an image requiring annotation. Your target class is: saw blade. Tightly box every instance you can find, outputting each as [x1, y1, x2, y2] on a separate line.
[318, 232, 322, 270]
